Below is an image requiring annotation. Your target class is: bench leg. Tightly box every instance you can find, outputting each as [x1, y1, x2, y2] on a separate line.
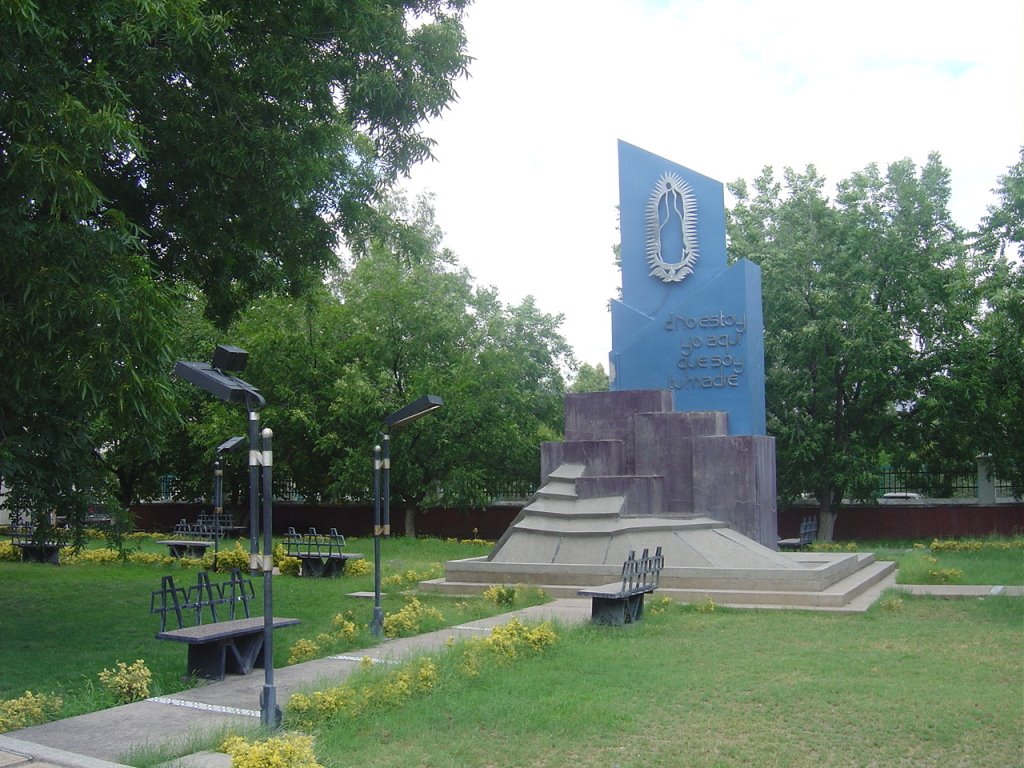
[624, 593, 645, 623]
[185, 633, 266, 680]
[590, 594, 646, 626]
[590, 597, 628, 626]
[300, 558, 326, 577]
[186, 642, 229, 681]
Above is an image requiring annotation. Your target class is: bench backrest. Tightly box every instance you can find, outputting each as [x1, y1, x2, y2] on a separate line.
[799, 516, 818, 544]
[150, 569, 255, 632]
[7, 511, 65, 546]
[620, 547, 664, 593]
[284, 526, 347, 557]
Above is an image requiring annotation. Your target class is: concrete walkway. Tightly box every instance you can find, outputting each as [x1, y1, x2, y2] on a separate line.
[1, 586, 1019, 768]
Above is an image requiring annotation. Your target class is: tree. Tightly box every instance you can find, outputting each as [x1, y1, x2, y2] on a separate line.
[570, 362, 610, 392]
[1, 1, 471, 525]
[320, 206, 571, 536]
[727, 155, 972, 539]
[960, 148, 1024, 496]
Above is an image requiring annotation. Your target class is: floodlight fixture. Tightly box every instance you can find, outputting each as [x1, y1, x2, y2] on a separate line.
[383, 394, 444, 431]
[216, 436, 246, 454]
[212, 344, 249, 372]
[173, 361, 266, 408]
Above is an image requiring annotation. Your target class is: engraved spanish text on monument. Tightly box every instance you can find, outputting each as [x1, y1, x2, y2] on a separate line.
[664, 312, 747, 390]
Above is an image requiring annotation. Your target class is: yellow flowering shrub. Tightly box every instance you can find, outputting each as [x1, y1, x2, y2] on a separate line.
[128, 550, 174, 566]
[0, 541, 19, 562]
[647, 596, 674, 615]
[98, 660, 151, 703]
[220, 733, 322, 768]
[383, 598, 444, 638]
[331, 614, 360, 641]
[0, 691, 63, 733]
[483, 618, 557, 658]
[288, 638, 321, 665]
[345, 557, 372, 576]
[880, 595, 904, 613]
[382, 566, 441, 591]
[482, 585, 517, 606]
[927, 567, 964, 584]
[287, 612, 364, 665]
[202, 542, 250, 572]
[287, 657, 439, 731]
[696, 595, 717, 613]
[929, 537, 1023, 552]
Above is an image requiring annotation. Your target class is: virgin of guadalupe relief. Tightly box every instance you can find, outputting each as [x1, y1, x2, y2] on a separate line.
[645, 172, 699, 283]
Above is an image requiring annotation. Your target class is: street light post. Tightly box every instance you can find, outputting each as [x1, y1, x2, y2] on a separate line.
[212, 436, 244, 570]
[370, 395, 443, 638]
[371, 444, 384, 637]
[174, 346, 282, 727]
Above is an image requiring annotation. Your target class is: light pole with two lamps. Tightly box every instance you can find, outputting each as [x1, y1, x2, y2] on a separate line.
[371, 395, 444, 637]
[174, 345, 282, 727]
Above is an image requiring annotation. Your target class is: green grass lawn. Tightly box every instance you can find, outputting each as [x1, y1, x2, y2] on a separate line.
[814, 537, 1024, 585]
[305, 594, 1022, 768]
[0, 535, 502, 710]
[1, 534, 1022, 767]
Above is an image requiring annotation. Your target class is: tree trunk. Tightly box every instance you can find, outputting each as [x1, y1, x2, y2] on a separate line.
[403, 506, 417, 538]
[817, 489, 841, 542]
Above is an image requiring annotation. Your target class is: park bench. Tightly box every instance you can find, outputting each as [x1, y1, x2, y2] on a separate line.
[283, 527, 364, 577]
[195, 511, 246, 538]
[778, 515, 818, 551]
[156, 519, 216, 558]
[151, 569, 299, 680]
[6, 516, 63, 564]
[577, 547, 664, 625]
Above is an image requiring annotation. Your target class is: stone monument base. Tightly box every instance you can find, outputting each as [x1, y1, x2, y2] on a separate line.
[422, 463, 894, 611]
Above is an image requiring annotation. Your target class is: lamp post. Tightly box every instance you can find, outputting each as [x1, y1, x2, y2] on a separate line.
[174, 346, 281, 728]
[212, 436, 245, 570]
[370, 395, 443, 637]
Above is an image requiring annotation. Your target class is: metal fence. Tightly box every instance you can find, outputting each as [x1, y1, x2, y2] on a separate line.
[876, 467, 978, 499]
[153, 475, 536, 505]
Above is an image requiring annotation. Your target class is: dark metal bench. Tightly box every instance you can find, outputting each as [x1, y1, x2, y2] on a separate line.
[151, 570, 299, 680]
[578, 547, 664, 625]
[195, 512, 246, 539]
[7, 519, 63, 564]
[283, 527, 364, 577]
[778, 515, 818, 551]
[157, 519, 217, 558]
[156, 539, 214, 558]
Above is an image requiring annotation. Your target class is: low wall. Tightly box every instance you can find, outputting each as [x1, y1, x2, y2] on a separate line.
[133, 500, 1022, 541]
[779, 502, 1023, 541]
[129, 502, 520, 540]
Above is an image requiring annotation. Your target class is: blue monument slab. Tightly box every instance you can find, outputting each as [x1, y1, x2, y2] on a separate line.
[610, 141, 766, 436]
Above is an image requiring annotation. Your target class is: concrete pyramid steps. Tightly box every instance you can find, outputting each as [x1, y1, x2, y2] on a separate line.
[424, 463, 897, 611]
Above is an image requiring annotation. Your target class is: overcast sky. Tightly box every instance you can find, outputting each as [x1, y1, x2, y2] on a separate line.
[402, 0, 1024, 370]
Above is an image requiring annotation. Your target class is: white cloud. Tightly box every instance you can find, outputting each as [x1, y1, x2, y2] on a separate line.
[403, 0, 1024, 368]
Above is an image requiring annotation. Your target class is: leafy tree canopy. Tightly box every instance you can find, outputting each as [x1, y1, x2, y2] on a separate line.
[1, 0, 471, 527]
[727, 154, 974, 538]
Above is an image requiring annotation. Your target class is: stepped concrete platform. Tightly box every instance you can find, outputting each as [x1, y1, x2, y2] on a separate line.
[422, 462, 897, 612]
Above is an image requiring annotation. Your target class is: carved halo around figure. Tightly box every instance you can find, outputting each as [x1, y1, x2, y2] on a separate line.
[644, 171, 699, 283]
